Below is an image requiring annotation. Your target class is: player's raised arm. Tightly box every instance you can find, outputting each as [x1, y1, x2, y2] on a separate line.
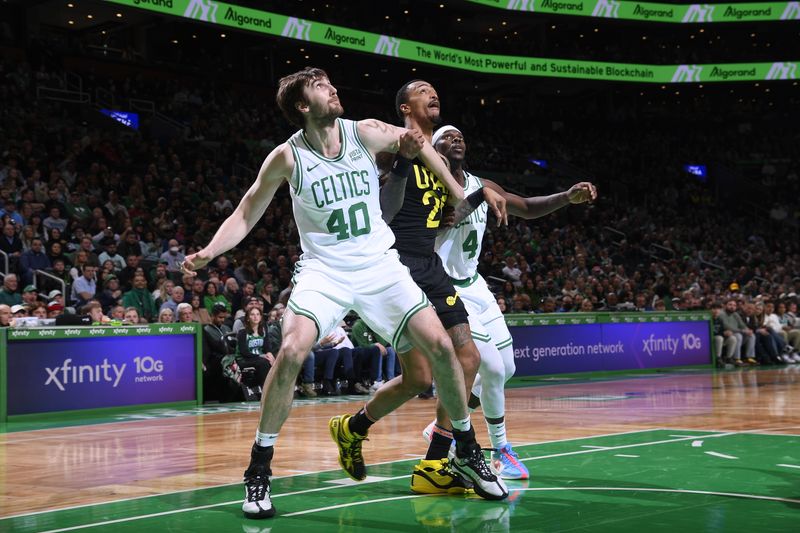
[181, 144, 293, 274]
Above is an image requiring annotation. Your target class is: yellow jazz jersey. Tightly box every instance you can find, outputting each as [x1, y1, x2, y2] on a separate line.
[389, 157, 450, 256]
[286, 118, 395, 270]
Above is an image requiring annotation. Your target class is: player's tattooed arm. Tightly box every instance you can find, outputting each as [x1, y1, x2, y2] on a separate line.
[447, 323, 472, 349]
[442, 186, 508, 232]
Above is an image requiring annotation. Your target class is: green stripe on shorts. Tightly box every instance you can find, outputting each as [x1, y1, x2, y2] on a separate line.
[472, 331, 492, 343]
[495, 337, 513, 349]
[392, 293, 429, 349]
[287, 300, 321, 339]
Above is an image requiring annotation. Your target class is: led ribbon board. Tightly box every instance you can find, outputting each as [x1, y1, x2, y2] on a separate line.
[467, 1, 800, 23]
[105, 0, 798, 83]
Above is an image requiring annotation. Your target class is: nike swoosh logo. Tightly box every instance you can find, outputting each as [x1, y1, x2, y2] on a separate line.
[306, 163, 321, 172]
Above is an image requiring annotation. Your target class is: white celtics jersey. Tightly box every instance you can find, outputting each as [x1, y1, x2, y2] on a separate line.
[435, 171, 487, 280]
[286, 118, 394, 270]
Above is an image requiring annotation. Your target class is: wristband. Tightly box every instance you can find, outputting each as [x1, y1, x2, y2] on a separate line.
[390, 154, 413, 178]
[466, 187, 486, 209]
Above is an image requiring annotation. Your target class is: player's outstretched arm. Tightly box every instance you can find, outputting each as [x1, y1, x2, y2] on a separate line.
[181, 145, 293, 274]
[484, 180, 597, 220]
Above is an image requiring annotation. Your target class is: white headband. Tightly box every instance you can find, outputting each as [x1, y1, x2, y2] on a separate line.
[431, 125, 462, 146]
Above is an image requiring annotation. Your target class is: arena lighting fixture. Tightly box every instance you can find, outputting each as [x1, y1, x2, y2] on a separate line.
[116, 13, 122, 17]
[220, 33, 226, 38]
[68, 20, 75, 25]
[87, 14, 93, 19]
[67, 3, 74, 7]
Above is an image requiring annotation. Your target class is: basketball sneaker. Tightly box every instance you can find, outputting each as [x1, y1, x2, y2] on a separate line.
[242, 465, 275, 519]
[329, 414, 368, 481]
[451, 440, 509, 500]
[490, 444, 530, 480]
[410, 458, 473, 494]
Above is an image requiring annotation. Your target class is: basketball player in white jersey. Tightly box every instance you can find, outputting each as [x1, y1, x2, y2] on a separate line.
[430, 125, 596, 479]
[181, 69, 509, 519]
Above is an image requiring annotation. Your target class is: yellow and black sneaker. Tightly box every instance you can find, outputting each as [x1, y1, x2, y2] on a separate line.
[410, 458, 474, 494]
[329, 414, 368, 481]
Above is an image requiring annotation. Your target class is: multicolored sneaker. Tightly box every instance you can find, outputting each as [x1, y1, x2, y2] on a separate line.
[242, 466, 275, 519]
[410, 458, 473, 494]
[490, 444, 530, 480]
[451, 440, 509, 500]
[329, 414, 368, 481]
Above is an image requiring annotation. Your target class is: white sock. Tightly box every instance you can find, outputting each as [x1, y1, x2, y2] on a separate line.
[255, 430, 278, 447]
[450, 416, 471, 432]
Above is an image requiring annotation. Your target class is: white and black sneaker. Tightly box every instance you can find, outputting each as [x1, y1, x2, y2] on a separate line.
[243, 468, 276, 519]
[451, 440, 509, 501]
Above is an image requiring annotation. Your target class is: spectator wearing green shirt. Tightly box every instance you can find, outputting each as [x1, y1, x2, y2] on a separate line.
[350, 317, 398, 390]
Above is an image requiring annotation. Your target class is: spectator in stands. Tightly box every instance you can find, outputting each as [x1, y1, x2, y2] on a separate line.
[712, 302, 740, 367]
[46, 301, 63, 318]
[158, 307, 174, 323]
[222, 277, 241, 312]
[30, 301, 47, 319]
[719, 299, 755, 365]
[579, 298, 594, 312]
[0, 224, 23, 262]
[176, 302, 194, 323]
[124, 306, 141, 324]
[122, 274, 157, 322]
[350, 317, 397, 390]
[0, 304, 11, 327]
[20, 284, 37, 306]
[19, 237, 50, 285]
[42, 207, 67, 234]
[0, 200, 23, 226]
[0, 273, 21, 306]
[71, 264, 97, 307]
[204, 280, 229, 313]
[118, 253, 141, 290]
[502, 255, 523, 288]
[235, 306, 273, 389]
[160, 285, 185, 315]
[11, 304, 27, 319]
[98, 274, 122, 313]
[98, 238, 126, 272]
[76, 237, 100, 267]
[160, 239, 185, 273]
[117, 230, 142, 260]
[110, 305, 125, 321]
[83, 301, 110, 325]
[202, 302, 236, 402]
[233, 296, 259, 333]
[777, 301, 800, 353]
[189, 278, 205, 305]
[189, 294, 212, 324]
[313, 324, 371, 396]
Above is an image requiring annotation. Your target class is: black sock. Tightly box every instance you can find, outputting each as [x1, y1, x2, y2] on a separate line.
[247, 443, 273, 476]
[348, 408, 374, 436]
[451, 425, 477, 456]
[468, 393, 482, 410]
[425, 430, 453, 460]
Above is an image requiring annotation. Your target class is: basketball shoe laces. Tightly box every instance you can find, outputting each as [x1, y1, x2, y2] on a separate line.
[245, 473, 269, 503]
[343, 433, 368, 471]
[462, 444, 497, 480]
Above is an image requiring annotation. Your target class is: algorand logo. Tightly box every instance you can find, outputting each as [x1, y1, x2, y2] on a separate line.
[593, 0, 620, 18]
[672, 64, 702, 82]
[507, 0, 535, 10]
[375, 35, 400, 57]
[45, 358, 126, 391]
[781, 2, 800, 19]
[766, 62, 797, 80]
[682, 4, 714, 22]
[183, 0, 218, 22]
[282, 17, 312, 40]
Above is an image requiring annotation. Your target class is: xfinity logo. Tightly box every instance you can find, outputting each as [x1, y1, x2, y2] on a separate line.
[592, 0, 620, 18]
[765, 62, 797, 80]
[281, 17, 312, 40]
[45, 358, 126, 391]
[180, 325, 195, 333]
[374, 35, 400, 57]
[682, 4, 714, 22]
[113, 328, 129, 335]
[642, 334, 679, 356]
[39, 330, 56, 337]
[158, 326, 173, 333]
[88, 328, 105, 335]
[64, 329, 81, 336]
[183, 0, 218, 22]
[672, 64, 702, 82]
[136, 328, 152, 334]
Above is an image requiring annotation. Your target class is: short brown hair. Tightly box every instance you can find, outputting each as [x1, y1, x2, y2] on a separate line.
[276, 67, 329, 127]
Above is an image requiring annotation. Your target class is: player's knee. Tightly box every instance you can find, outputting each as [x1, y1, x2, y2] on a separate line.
[504, 360, 516, 382]
[278, 337, 311, 368]
[428, 332, 456, 361]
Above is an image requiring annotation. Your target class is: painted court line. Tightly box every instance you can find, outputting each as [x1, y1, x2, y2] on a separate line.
[580, 445, 610, 449]
[614, 454, 639, 458]
[282, 487, 800, 518]
[777, 464, 800, 469]
[704, 452, 738, 460]
[1, 428, 658, 521]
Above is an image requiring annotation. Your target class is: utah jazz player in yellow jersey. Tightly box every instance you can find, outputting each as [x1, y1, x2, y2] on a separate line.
[332, 80, 511, 500]
[181, 68, 506, 519]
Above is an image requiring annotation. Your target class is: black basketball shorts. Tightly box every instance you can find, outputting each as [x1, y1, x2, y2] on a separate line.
[397, 252, 469, 330]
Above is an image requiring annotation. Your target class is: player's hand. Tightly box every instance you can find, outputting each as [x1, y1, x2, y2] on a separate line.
[264, 352, 276, 365]
[484, 187, 508, 227]
[398, 129, 425, 159]
[440, 205, 455, 229]
[181, 249, 213, 277]
[567, 182, 597, 204]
